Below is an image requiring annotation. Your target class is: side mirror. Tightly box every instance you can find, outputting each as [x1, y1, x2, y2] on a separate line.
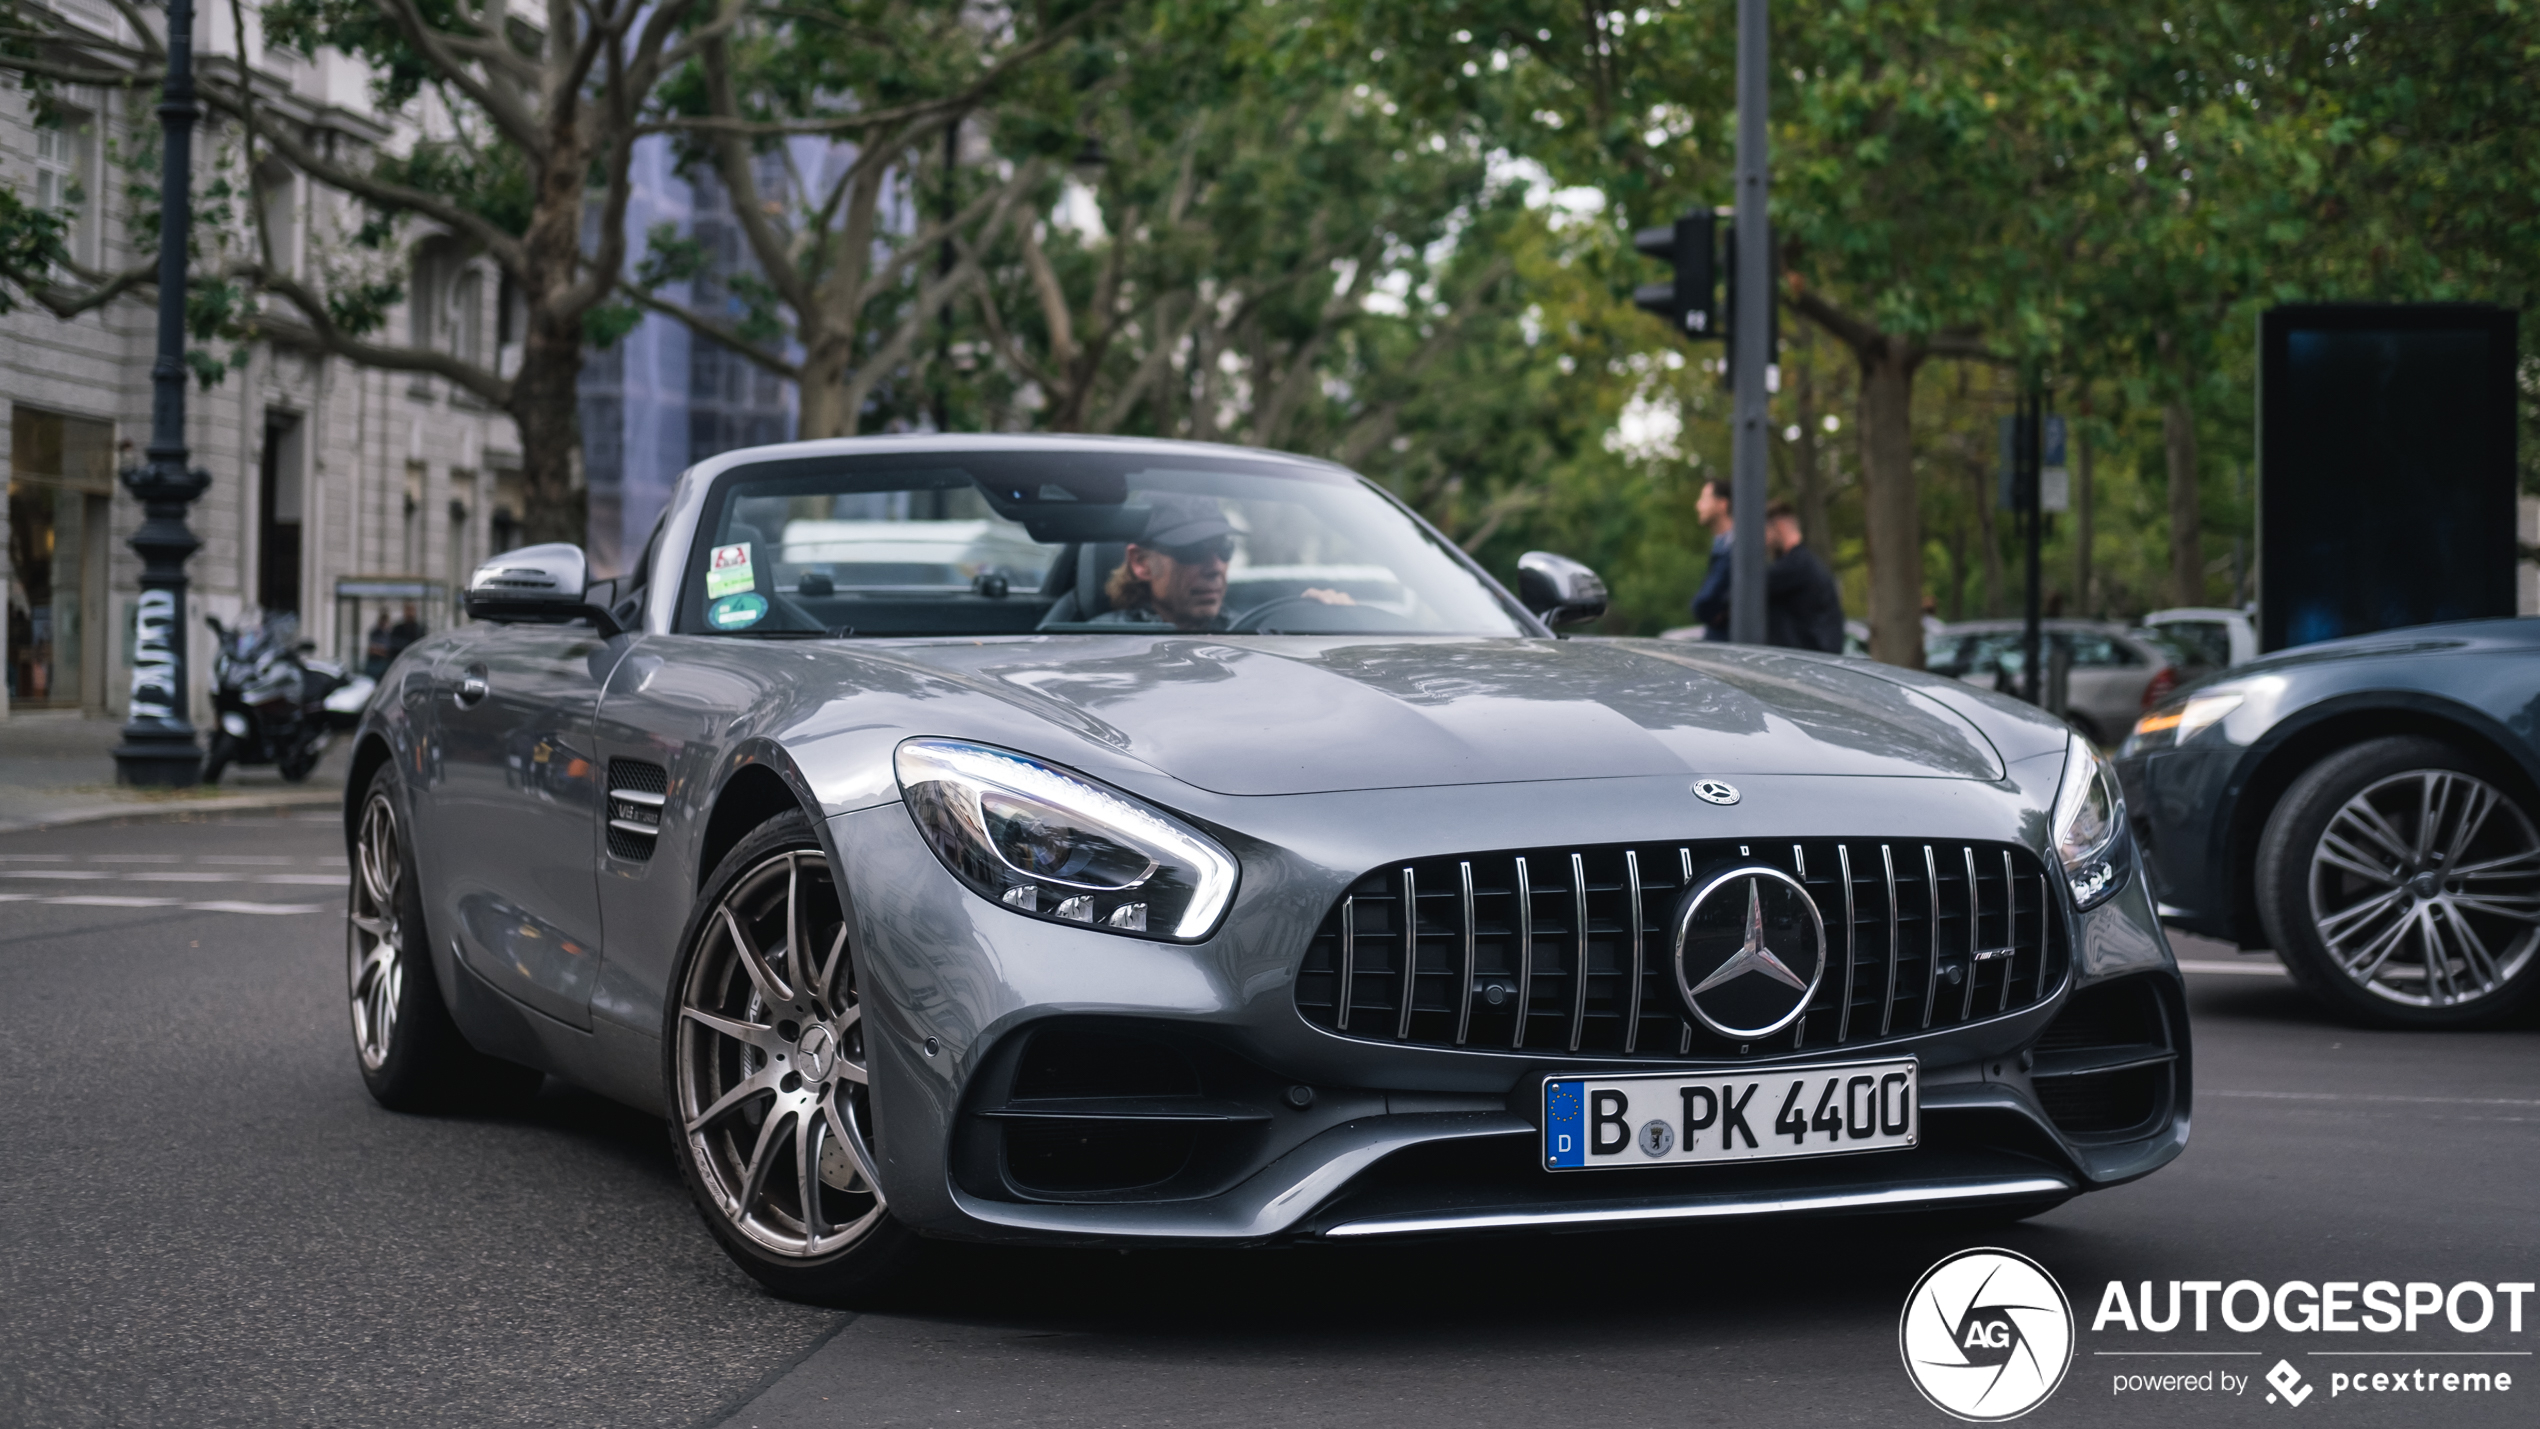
[465, 543, 624, 636]
[1517, 551, 1609, 627]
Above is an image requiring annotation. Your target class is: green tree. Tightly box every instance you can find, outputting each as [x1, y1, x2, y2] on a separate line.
[627, 0, 1099, 438]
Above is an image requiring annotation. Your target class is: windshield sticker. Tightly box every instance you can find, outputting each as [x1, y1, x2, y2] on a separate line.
[706, 592, 768, 630]
[706, 542, 757, 599]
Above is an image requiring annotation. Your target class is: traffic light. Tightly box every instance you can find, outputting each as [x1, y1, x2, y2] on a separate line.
[1632, 211, 1719, 338]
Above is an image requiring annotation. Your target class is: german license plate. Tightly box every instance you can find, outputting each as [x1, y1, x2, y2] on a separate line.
[1542, 1058, 1917, 1171]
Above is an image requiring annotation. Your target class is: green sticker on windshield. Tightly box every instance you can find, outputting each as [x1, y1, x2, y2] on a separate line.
[707, 592, 768, 629]
[706, 541, 757, 598]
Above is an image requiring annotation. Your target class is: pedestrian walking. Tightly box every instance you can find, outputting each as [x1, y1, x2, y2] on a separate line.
[1763, 501, 1844, 653]
[1688, 478, 1735, 640]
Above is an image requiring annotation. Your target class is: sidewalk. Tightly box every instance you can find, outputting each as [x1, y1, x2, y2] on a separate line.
[0, 710, 345, 833]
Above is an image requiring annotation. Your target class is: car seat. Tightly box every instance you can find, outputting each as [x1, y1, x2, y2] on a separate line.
[1036, 543, 1127, 624]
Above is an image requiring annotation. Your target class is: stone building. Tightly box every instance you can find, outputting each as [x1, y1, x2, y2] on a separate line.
[1, 1, 514, 722]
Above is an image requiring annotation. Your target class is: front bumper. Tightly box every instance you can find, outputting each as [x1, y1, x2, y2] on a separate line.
[831, 771, 2191, 1247]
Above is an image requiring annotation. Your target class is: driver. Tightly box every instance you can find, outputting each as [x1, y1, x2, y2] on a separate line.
[1095, 496, 1357, 632]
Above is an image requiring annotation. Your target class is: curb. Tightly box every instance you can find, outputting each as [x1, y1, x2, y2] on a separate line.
[0, 786, 345, 836]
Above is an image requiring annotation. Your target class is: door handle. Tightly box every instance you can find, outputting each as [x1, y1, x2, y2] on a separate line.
[453, 665, 490, 708]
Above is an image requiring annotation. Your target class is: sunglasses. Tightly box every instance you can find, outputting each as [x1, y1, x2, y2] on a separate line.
[1151, 536, 1235, 564]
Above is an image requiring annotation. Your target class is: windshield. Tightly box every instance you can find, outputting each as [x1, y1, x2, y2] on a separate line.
[675, 449, 1530, 639]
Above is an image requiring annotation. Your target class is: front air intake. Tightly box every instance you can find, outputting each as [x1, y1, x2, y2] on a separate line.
[2027, 975, 2180, 1140]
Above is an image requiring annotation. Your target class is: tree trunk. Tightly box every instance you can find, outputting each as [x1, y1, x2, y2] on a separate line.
[2163, 396, 2203, 606]
[2074, 413, 2095, 617]
[1967, 435, 2003, 618]
[509, 306, 587, 550]
[1944, 515, 1969, 622]
[797, 340, 854, 440]
[1790, 340, 1831, 550]
[1858, 340, 1924, 666]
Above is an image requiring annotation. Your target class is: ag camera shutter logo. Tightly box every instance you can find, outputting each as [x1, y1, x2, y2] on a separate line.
[1901, 1248, 2075, 1420]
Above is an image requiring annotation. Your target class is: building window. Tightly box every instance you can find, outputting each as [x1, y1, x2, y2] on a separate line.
[402, 461, 425, 573]
[446, 475, 475, 598]
[453, 269, 485, 367]
[32, 115, 89, 262]
[257, 157, 298, 278]
[258, 410, 305, 614]
[8, 408, 114, 711]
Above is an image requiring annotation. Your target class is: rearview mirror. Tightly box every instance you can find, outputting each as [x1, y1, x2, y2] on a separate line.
[1517, 551, 1608, 627]
[465, 543, 624, 636]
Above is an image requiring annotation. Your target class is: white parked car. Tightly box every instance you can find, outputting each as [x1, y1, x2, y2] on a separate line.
[2142, 607, 2257, 673]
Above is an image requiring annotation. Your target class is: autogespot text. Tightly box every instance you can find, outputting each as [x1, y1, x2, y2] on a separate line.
[2093, 1279, 2533, 1406]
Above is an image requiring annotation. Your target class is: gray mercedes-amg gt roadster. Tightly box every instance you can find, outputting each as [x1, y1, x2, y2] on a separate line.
[344, 434, 2186, 1302]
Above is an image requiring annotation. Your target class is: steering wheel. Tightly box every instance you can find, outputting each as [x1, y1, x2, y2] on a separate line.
[1223, 594, 1401, 635]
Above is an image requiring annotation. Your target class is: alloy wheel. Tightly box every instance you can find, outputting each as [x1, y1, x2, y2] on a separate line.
[348, 790, 405, 1070]
[675, 849, 885, 1258]
[2307, 769, 2540, 1008]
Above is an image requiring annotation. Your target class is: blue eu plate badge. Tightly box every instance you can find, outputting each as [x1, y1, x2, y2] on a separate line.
[1544, 1079, 1587, 1168]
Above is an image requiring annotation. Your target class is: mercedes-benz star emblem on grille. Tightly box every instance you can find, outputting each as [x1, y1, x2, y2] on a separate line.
[1691, 779, 1741, 805]
[1672, 865, 1827, 1039]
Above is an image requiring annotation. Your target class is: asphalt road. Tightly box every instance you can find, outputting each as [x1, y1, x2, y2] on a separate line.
[2, 812, 2533, 1428]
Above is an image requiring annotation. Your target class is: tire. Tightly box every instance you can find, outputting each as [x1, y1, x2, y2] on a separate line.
[201, 732, 234, 785]
[348, 766, 544, 1110]
[664, 808, 918, 1305]
[2255, 735, 2540, 1029]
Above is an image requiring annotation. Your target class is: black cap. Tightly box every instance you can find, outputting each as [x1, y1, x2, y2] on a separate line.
[1136, 494, 1236, 549]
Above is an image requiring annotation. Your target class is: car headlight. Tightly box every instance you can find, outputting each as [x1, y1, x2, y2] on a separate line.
[2128, 691, 2244, 750]
[894, 738, 1238, 941]
[2050, 734, 2127, 910]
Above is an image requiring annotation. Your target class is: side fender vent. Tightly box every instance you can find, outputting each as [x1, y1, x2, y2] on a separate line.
[606, 760, 669, 861]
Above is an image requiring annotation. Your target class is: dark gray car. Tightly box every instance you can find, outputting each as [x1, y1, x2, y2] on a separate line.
[345, 435, 2187, 1303]
[2115, 617, 2540, 1028]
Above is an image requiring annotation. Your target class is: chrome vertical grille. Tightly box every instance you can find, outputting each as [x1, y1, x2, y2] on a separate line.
[1292, 838, 2067, 1060]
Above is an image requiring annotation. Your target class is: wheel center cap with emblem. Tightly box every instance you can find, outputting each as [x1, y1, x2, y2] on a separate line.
[797, 1023, 837, 1081]
[1672, 864, 1827, 1039]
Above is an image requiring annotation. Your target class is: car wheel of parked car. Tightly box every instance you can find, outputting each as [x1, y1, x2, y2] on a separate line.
[201, 732, 234, 785]
[349, 768, 544, 1109]
[2257, 735, 2540, 1028]
[666, 809, 918, 1304]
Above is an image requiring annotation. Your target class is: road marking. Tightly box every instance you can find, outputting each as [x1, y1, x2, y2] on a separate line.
[43, 895, 180, 907]
[199, 855, 301, 866]
[0, 868, 345, 884]
[2176, 959, 2287, 976]
[0, 854, 70, 862]
[92, 854, 184, 864]
[184, 900, 328, 916]
[2210, 1089, 2540, 1109]
[0, 891, 327, 915]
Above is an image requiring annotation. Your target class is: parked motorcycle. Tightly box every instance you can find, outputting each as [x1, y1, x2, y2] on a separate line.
[202, 613, 375, 784]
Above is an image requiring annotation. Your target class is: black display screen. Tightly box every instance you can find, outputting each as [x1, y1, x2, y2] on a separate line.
[2257, 304, 2518, 651]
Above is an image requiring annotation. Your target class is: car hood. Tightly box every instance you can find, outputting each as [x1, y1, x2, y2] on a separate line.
[876, 636, 2004, 796]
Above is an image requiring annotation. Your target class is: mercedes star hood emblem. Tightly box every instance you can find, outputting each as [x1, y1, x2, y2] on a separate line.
[1672, 864, 1828, 1039]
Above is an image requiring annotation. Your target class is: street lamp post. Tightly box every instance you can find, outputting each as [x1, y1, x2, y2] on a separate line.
[111, 0, 212, 786]
[1726, 0, 1770, 646]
